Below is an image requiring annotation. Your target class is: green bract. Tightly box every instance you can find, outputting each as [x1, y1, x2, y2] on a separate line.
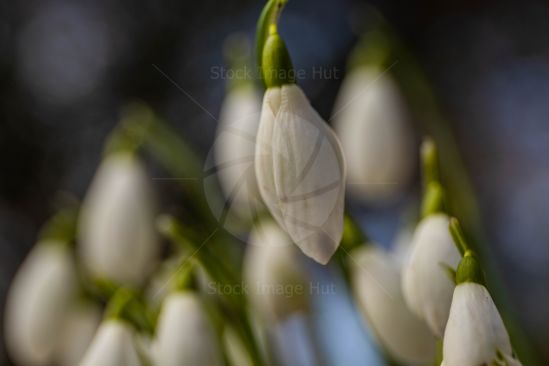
[456, 250, 485, 285]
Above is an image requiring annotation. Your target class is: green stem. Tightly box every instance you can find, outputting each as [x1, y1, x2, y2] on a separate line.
[449, 217, 468, 256]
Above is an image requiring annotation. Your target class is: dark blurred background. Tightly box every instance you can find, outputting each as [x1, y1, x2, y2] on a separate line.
[2, 0, 549, 364]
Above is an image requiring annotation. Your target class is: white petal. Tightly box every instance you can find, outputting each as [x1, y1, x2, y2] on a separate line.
[80, 320, 141, 366]
[443, 283, 519, 366]
[351, 246, 436, 365]
[402, 214, 461, 337]
[78, 153, 159, 286]
[55, 302, 102, 366]
[244, 221, 310, 321]
[214, 85, 263, 219]
[153, 292, 223, 366]
[255, 87, 283, 223]
[256, 84, 346, 264]
[333, 67, 414, 204]
[5, 242, 78, 366]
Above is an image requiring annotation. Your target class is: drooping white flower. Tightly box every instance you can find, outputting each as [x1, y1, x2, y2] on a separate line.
[55, 302, 102, 366]
[244, 221, 310, 321]
[78, 153, 159, 286]
[443, 282, 521, 366]
[79, 319, 142, 366]
[5, 242, 78, 366]
[333, 66, 414, 204]
[214, 83, 263, 221]
[402, 213, 461, 337]
[351, 245, 436, 365]
[153, 292, 223, 366]
[255, 83, 346, 264]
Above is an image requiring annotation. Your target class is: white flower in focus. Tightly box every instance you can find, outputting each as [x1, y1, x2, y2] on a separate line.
[79, 153, 159, 286]
[214, 84, 263, 220]
[5, 242, 78, 366]
[79, 319, 142, 366]
[255, 83, 346, 264]
[153, 292, 223, 366]
[333, 67, 414, 204]
[351, 245, 436, 365]
[402, 214, 461, 337]
[443, 283, 521, 366]
[55, 302, 102, 366]
[244, 221, 310, 321]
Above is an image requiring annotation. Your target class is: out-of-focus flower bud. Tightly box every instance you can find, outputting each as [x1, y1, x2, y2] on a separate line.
[351, 245, 435, 365]
[153, 292, 223, 366]
[244, 221, 310, 321]
[5, 242, 78, 366]
[79, 319, 142, 366]
[255, 83, 346, 264]
[443, 252, 521, 366]
[402, 214, 461, 337]
[214, 82, 262, 221]
[333, 66, 414, 204]
[78, 153, 159, 286]
[55, 302, 102, 366]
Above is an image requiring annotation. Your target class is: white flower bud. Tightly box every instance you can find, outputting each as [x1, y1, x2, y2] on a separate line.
[443, 283, 521, 366]
[5, 242, 78, 366]
[78, 153, 159, 286]
[214, 84, 263, 220]
[79, 319, 142, 366]
[255, 84, 346, 264]
[153, 292, 223, 366]
[55, 302, 102, 366]
[351, 246, 435, 365]
[244, 221, 310, 321]
[402, 214, 461, 337]
[333, 67, 414, 204]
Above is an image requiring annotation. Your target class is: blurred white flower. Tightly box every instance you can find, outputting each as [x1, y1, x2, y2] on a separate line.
[214, 84, 263, 220]
[255, 83, 346, 264]
[333, 66, 414, 204]
[244, 221, 310, 321]
[351, 245, 436, 365]
[5, 242, 78, 366]
[443, 283, 521, 366]
[153, 292, 223, 366]
[55, 302, 102, 366]
[78, 153, 159, 286]
[79, 319, 141, 366]
[402, 214, 461, 337]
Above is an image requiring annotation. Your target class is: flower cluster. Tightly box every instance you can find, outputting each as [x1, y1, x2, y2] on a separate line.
[3, 1, 529, 366]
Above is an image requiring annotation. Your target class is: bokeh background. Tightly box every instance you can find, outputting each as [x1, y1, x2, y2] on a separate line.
[2, 0, 549, 364]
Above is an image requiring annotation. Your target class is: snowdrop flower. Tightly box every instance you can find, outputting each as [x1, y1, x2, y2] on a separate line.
[55, 302, 102, 366]
[402, 213, 461, 337]
[78, 153, 159, 286]
[443, 251, 521, 366]
[213, 36, 263, 222]
[244, 221, 310, 321]
[333, 66, 414, 204]
[153, 292, 223, 366]
[79, 319, 142, 366]
[5, 241, 78, 366]
[255, 19, 346, 264]
[215, 83, 262, 219]
[351, 245, 435, 365]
